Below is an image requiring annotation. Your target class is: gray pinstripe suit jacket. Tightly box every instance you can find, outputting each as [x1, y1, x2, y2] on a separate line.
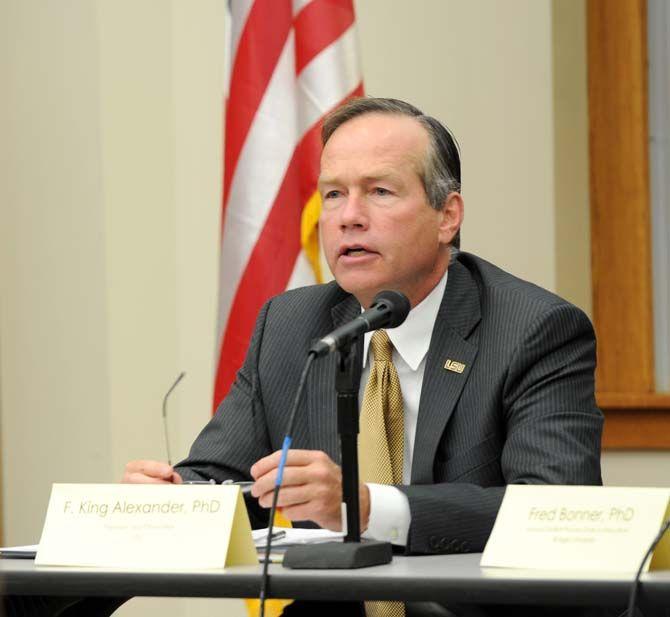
[176, 251, 603, 555]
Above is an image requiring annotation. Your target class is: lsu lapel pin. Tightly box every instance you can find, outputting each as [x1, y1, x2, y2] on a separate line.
[444, 359, 466, 374]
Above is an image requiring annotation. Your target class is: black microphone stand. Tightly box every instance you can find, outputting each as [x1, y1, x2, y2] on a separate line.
[283, 338, 393, 568]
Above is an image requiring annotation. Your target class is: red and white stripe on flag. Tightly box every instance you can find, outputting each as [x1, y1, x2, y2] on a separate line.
[214, 0, 363, 410]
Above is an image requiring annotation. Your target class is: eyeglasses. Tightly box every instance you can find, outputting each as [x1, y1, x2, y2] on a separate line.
[162, 372, 185, 465]
[161, 372, 254, 493]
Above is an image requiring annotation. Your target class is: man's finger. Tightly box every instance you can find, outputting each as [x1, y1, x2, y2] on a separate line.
[251, 463, 319, 497]
[124, 472, 175, 485]
[123, 460, 178, 483]
[137, 460, 175, 479]
[257, 484, 310, 509]
[250, 449, 330, 479]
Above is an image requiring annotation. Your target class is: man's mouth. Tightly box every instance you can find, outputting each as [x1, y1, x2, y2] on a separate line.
[340, 245, 376, 258]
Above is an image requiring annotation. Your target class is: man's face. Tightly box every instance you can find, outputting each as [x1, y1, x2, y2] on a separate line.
[318, 113, 458, 308]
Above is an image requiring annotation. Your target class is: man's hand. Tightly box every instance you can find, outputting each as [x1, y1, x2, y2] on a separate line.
[250, 449, 370, 532]
[122, 460, 183, 484]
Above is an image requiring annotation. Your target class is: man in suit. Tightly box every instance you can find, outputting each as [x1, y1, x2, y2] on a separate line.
[125, 98, 602, 602]
[5, 98, 607, 617]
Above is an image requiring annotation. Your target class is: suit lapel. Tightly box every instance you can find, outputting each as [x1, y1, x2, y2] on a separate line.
[411, 259, 482, 483]
[305, 292, 362, 463]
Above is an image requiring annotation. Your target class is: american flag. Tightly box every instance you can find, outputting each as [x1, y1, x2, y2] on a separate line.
[214, 0, 363, 410]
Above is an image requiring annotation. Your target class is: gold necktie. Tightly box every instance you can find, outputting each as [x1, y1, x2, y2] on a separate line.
[359, 330, 405, 617]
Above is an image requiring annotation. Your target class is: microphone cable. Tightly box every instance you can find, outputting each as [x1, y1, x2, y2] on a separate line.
[621, 517, 670, 617]
[259, 351, 316, 617]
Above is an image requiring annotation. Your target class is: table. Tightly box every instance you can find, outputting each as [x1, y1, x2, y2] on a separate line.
[1, 554, 669, 612]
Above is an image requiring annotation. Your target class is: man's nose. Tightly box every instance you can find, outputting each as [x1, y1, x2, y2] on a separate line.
[339, 193, 368, 229]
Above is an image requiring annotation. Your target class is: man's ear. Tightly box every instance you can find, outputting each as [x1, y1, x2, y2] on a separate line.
[438, 192, 464, 245]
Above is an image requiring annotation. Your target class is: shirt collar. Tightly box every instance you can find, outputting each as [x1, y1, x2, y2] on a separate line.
[362, 269, 448, 370]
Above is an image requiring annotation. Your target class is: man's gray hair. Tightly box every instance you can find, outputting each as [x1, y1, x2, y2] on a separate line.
[321, 97, 462, 248]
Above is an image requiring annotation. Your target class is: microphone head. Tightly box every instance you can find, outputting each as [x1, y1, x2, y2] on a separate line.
[372, 290, 411, 328]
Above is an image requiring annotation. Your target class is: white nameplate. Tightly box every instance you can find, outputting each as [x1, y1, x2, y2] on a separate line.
[481, 485, 670, 573]
[35, 483, 257, 569]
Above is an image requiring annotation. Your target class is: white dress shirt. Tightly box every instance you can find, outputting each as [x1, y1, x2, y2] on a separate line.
[360, 270, 448, 545]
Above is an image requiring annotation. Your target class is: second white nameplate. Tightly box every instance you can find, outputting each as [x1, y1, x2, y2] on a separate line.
[35, 483, 257, 569]
[481, 485, 670, 573]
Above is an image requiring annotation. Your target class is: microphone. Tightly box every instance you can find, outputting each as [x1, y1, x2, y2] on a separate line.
[310, 290, 411, 358]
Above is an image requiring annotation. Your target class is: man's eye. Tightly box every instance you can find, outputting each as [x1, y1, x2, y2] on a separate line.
[373, 187, 391, 196]
[324, 190, 341, 199]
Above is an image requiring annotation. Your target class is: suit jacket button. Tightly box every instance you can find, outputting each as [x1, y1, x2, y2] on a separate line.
[428, 536, 440, 550]
[448, 539, 460, 552]
[439, 537, 450, 551]
[460, 540, 470, 553]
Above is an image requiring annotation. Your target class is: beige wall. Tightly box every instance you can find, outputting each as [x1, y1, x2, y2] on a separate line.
[359, 0, 557, 291]
[1, 1, 231, 615]
[552, 0, 592, 315]
[1, 1, 667, 616]
[1, 0, 114, 533]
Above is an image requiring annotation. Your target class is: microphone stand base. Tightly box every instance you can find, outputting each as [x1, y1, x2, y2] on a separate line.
[282, 540, 392, 569]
